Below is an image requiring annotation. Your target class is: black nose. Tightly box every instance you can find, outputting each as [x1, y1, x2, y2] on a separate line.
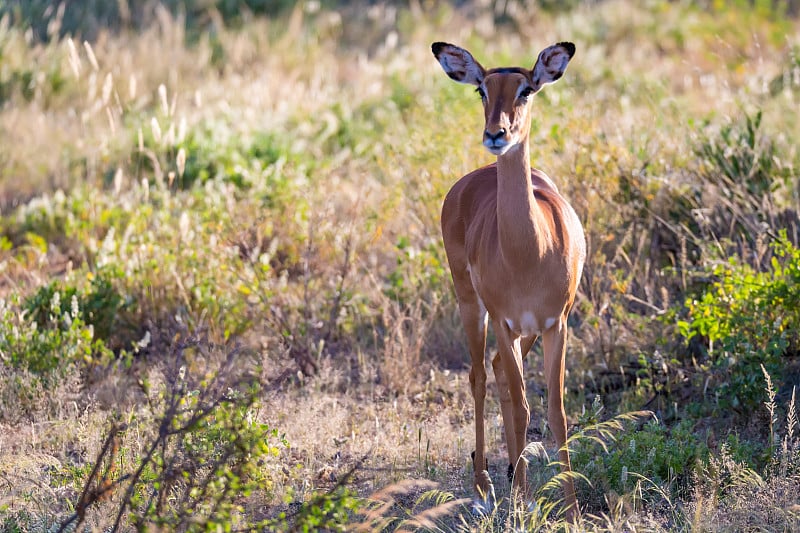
[485, 129, 507, 142]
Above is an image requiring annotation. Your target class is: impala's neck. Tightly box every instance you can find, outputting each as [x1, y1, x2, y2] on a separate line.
[495, 134, 549, 260]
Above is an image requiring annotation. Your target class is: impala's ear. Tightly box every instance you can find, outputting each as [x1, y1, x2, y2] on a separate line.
[431, 42, 486, 86]
[531, 42, 575, 91]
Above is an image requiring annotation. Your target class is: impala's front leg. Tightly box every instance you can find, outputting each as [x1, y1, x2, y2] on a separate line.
[492, 351, 517, 482]
[454, 297, 494, 511]
[494, 320, 531, 495]
[493, 336, 538, 482]
[543, 320, 579, 520]
[469, 362, 493, 502]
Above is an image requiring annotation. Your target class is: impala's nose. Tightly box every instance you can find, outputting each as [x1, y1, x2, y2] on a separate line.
[483, 128, 509, 154]
[484, 128, 507, 142]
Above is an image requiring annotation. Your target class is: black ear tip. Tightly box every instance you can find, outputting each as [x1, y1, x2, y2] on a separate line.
[431, 42, 447, 56]
[559, 41, 576, 58]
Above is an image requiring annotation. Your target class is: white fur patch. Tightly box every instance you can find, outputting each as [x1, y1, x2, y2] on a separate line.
[507, 312, 543, 337]
[544, 316, 558, 331]
[520, 312, 537, 331]
[478, 296, 488, 332]
[466, 264, 488, 333]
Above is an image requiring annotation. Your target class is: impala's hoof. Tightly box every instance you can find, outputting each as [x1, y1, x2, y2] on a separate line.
[470, 497, 493, 517]
[470, 473, 497, 516]
[564, 504, 581, 524]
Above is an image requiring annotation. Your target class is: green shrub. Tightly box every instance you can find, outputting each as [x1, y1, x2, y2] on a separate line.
[127, 124, 296, 191]
[678, 232, 800, 412]
[385, 235, 448, 304]
[573, 417, 708, 505]
[0, 291, 114, 376]
[269, 485, 361, 533]
[128, 396, 289, 530]
[695, 109, 791, 205]
[48, 339, 292, 531]
[23, 269, 126, 343]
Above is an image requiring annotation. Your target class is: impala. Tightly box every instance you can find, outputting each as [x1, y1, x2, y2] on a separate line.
[431, 41, 585, 518]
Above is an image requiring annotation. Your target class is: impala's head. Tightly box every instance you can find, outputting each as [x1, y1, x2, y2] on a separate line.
[432, 41, 575, 156]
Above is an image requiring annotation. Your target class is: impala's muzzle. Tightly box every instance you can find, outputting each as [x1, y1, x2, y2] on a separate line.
[483, 128, 510, 154]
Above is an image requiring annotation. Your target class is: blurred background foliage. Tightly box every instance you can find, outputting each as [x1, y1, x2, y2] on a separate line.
[0, 0, 297, 41]
[2, 0, 800, 43]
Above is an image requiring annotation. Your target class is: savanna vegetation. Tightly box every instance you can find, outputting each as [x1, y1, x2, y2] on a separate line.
[1, 0, 800, 530]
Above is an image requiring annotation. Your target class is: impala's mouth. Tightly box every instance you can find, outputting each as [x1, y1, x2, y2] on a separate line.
[483, 139, 511, 155]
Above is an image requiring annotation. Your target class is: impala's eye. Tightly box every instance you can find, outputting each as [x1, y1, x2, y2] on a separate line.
[476, 87, 486, 101]
[518, 87, 534, 101]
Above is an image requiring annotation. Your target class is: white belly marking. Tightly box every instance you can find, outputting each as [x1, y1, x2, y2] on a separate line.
[520, 312, 537, 332]
[506, 314, 559, 337]
[507, 311, 541, 337]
